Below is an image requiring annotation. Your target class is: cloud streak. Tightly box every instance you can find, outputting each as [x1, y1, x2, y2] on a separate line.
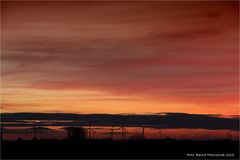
[1, 1, 239, 114]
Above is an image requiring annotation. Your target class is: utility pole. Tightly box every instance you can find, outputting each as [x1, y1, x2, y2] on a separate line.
[121, 122, 125, 140]
[142, 126, 145, 140]
[34, 126, 37, 139]
[111, 125, 114, 140]
[1, 126, 3, 141]
[88, 123, 91, 140]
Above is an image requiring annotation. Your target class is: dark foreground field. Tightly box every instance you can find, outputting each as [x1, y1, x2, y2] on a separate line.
[2, 139, 239, 159]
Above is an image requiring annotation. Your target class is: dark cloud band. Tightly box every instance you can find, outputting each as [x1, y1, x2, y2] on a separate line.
[1, 112, 239, 131]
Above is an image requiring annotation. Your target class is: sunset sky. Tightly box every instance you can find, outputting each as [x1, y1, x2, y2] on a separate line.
[1, 1, 239, 115]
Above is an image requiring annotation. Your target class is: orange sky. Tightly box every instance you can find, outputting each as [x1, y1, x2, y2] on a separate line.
[1, 1, 239, 115]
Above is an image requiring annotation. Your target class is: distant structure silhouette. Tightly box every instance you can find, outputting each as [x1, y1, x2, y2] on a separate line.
[38, 127, 50, 139]
[87, 123, 96, 139]
[226, 131, 232, 140]
[1, 126, 4, 141]
[32, 126, 46, 140]
[111, 125, 115, 139]
[120, 121, 127, 140]
[88, 123, 94, 139]
[33, 126, 37, 140]
[65, 127, 87, 140]
[159, 129, 162, 139]
[17, 137, 22, 141]
[91, 128, 96, 139]
[142, 126, 145, 140]
[88, 123, 91, 139]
